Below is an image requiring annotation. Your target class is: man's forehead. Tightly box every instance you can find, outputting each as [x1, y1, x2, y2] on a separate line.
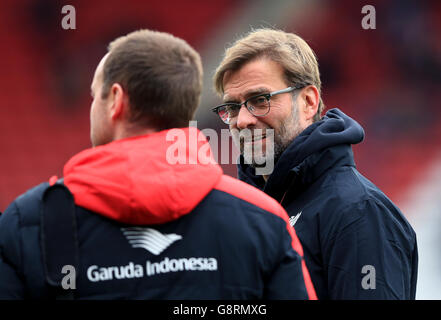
[223, 87, 270, 101]
[222, 59, 285, 98]
[223, 67, 267, 87]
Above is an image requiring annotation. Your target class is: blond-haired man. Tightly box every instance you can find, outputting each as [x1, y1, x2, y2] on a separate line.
[212, 28, 418, 300]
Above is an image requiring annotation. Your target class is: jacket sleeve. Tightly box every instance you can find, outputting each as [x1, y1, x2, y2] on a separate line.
[0, 202, 26, 299]
[264, 216, 317, 300]
[323, 200, 417, 299]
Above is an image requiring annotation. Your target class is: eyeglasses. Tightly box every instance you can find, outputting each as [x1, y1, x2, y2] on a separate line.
[211, 85, 306, 124]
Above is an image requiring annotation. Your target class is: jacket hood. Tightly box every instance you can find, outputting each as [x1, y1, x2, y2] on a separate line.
[238, 108, 365, 201]
[63, 127, 223, 224]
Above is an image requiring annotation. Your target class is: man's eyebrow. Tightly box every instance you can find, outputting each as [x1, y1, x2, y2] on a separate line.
[243, 87, 270, 98]
[222, 94, 238, 103]
[223, 87, 270, 103]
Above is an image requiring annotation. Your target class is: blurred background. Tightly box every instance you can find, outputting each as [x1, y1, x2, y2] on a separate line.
[0, 0, 440, 299]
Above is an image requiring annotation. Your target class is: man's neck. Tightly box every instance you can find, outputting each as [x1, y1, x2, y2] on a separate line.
[113, 123, 158, 141]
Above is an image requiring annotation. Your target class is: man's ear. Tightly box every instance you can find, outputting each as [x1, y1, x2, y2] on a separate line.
[108, 83, 127, 121]
[299, 85, 319, 122]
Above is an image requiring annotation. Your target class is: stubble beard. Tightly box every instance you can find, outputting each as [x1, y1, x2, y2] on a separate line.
[233, 100, 304, 169]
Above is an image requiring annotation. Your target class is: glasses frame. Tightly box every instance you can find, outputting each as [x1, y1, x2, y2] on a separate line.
[211, 85, 306, 124]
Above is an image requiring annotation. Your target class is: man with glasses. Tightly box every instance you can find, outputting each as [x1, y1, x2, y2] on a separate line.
[212, 28, 418, 300]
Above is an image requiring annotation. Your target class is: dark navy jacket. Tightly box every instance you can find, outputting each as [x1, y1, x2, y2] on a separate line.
[238, 109, 418, 300]
[0, 128, 316, 300]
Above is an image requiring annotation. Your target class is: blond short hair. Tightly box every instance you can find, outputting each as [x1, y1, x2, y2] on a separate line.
[214, 28, 324, 121]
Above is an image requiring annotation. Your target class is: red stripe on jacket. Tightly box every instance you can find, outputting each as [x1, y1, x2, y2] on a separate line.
[214, 175, 318, 300]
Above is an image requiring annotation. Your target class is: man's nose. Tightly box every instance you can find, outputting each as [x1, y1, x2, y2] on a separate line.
[235, 105, 258, 129]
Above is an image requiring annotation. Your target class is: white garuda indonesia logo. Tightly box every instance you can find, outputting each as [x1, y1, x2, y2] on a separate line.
[121, 227, 182, 255]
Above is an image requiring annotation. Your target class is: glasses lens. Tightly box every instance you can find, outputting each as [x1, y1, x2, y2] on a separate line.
[217, 107, 230, 123]
[217, 105, 240, 124]
[247, 96, 269, 116]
